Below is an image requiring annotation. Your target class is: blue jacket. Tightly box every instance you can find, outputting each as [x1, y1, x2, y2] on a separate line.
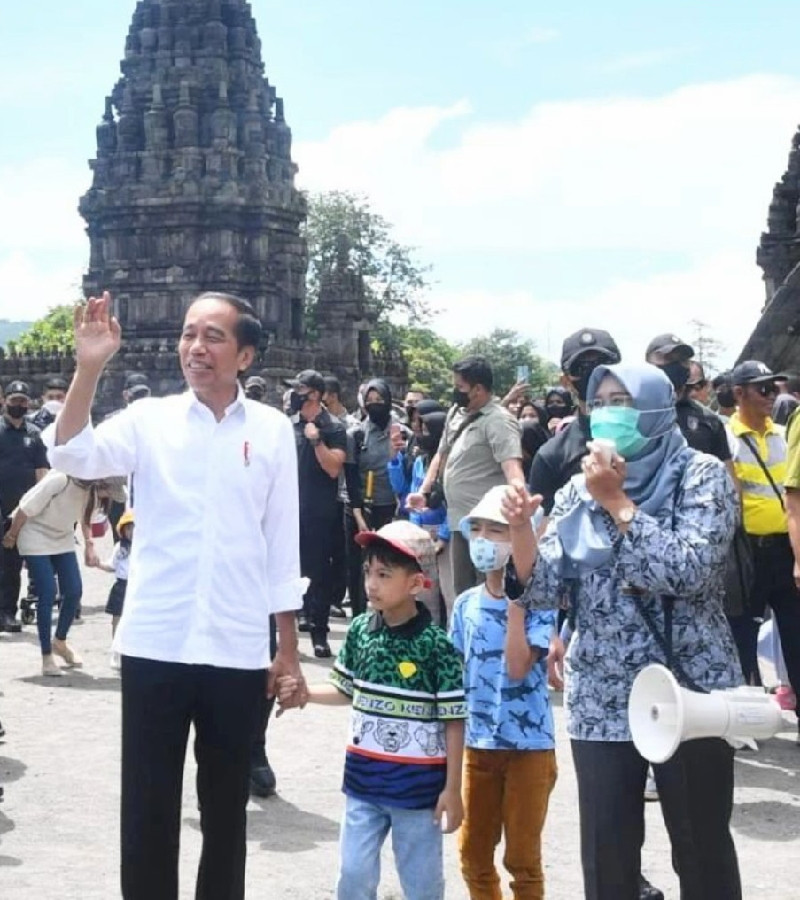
[388, 453, 450, 541]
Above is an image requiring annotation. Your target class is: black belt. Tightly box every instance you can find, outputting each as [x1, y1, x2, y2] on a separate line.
[749, 533, 789, 548]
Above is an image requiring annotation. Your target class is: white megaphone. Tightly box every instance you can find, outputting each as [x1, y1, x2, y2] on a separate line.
[628, 664, 786, 764]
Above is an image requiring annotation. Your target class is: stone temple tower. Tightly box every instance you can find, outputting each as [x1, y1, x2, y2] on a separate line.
[80, 0, 307, 353]
[740, 126, 800, 369]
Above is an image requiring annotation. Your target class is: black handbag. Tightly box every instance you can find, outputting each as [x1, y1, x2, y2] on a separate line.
[722, 526, 755, 618]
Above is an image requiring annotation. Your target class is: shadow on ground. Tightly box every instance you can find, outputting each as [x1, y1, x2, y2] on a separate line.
[733, 736, 800, 840]
[184, 795, 340, 853]
[0, 757, 25, 868]
[17, 672, 121, 692]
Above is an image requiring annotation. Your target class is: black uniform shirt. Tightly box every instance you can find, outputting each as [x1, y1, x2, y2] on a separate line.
[527, 414, 592, 515]
[0, 417, 49, 518]
[675, 397, 731, 462]
[292, 408, 347, 517]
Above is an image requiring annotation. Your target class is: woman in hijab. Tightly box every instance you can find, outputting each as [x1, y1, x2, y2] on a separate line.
[505, 363, 743, 900]
[544, 386, 575, 435]
[772, 392, 799, 427]
[388, 410, 453, 622]
[520, 420, 549, 481]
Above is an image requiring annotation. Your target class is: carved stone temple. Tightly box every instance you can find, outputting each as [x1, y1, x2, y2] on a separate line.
[740, 126, 800, 371]
[0, 0, 405, 412]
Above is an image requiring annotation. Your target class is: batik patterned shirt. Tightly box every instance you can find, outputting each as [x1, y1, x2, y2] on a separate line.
[330, 604, 466, 809]
[518, 452, 743, 742]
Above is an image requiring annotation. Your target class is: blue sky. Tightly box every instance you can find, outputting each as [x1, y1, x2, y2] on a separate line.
[3, 1, 800, 367]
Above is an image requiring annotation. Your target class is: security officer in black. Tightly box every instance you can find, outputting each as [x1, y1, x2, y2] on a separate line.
[645, 333, 733, 468]
[284, 369, 347, 658]
[528, 328, 622, 514]
[0, 381, 49, 632]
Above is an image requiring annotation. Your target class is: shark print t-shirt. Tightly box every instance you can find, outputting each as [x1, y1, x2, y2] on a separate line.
[330, 604, 466, 810]
[450, 587, 555, 751]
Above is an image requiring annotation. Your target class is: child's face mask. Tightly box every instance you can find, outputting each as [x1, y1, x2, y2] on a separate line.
[469, 537, 512, 573]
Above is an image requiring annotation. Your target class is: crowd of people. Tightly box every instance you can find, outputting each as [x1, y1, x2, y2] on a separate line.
[0, 292, 798, 900]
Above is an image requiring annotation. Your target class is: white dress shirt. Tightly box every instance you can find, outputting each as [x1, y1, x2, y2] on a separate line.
[44, 389, 304, 670]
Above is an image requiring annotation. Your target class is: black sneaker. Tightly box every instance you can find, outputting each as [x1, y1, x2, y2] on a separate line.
[329, 605, 347, 619]
[250, 761, 277, 798]
[0, 614, 21, 634]
[297, 615, 310, 633]
[313, 641, 332, 659]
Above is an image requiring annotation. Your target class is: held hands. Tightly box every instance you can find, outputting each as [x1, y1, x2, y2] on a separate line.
[434, 787, 464, 834]
[74, 292, 122, 372]
[84, 545, 100, 568]
[275, 675, 309, 715]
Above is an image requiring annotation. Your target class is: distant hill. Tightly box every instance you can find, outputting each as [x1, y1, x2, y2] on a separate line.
[0, 320, 33, 348]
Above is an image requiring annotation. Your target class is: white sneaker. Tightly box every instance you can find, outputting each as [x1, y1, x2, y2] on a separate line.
[42, 655, 63, 677]
[644, 770, 659, 802]
[109, 652, 121, 672]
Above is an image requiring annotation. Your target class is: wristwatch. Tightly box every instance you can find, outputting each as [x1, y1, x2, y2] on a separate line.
[613, 506, 635, 527]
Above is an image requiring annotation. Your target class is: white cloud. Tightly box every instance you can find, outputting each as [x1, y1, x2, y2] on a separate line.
[295, 74, 800, 361]
[431, 251, 763, 371]
[0, 252, 82, 321]
[600, 48, 688, 73]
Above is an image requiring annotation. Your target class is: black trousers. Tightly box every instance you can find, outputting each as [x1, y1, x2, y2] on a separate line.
[300, 513, 336, 642]
[330, 501, 348, 608]
[571, 738, 741, 900]
[251, 617, 278, 769]
[345, 504, 395, 617]
[120, 656, 265, 900]
[734, 535, 800, 709]
[0, 519, 23, 618]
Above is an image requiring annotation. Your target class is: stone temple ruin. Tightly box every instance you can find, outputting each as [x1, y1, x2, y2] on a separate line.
[0, 0, 405, 413]
[741, 126, 800, 370]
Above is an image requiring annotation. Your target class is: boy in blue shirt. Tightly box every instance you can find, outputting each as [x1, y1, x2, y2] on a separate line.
[450, 485, 556, 900]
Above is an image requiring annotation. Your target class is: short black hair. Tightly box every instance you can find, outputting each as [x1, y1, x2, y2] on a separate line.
[323, 375, 342, 397]
[453, 355, 493, 392]
[193, 292, 263, 351]
[364, 542, 422, 576]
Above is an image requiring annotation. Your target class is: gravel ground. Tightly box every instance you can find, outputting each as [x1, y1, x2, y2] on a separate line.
[1, 538, 799, 898]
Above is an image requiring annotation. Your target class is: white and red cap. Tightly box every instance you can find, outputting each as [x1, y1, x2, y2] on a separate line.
[356, 520, 434, 588]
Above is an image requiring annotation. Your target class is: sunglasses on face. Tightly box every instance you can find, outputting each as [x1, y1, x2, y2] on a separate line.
[687, 380, 707, 390]
[751, 382, 777, 397]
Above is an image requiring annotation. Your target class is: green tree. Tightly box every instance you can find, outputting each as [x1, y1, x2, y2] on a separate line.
[304, 191, 432, 331]
[389, 325, 458, 403]
[457, 329, 560, 396]
[9, 305, 75, 355]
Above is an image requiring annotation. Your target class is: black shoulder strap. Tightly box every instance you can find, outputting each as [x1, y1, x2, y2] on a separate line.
[740, 432, 785, 510]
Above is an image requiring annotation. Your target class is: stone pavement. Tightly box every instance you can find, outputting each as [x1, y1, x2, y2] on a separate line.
[0, 539, 799, 898]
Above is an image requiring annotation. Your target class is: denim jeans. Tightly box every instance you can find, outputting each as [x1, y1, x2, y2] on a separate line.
[25, 552, 82, 655]
[337, 795, 444, 900]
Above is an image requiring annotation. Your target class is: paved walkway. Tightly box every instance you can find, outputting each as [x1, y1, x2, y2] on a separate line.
[1, 540, 799, 898]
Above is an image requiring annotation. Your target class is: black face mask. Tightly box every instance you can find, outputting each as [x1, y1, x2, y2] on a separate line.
[405, 405, 417, 421]
[568, 360, 597, 402]
[418, 433, 439, 454]
[5, 404, 27, 421]
[289, 391, 309, 415]
[366, 404, 391, 429]
[659, 361, 690, 392]
[452, 388, 470, 408]
[545, 404, 568, 421]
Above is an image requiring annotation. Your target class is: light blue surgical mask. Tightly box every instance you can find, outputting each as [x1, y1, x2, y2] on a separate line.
[469, 537, 512, 573]
[589, 406, 649, 459]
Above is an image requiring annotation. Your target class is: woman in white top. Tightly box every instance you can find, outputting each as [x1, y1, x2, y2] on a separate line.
[2, 471, 125, 676]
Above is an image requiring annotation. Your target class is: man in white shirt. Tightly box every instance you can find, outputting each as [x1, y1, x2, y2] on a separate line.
[46, 291, 305, 900]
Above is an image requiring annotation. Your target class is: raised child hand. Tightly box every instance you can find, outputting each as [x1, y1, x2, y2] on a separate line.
[501, 483, 542, 528]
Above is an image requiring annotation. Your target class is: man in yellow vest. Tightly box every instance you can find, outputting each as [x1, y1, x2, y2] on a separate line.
[730, 361, 800, 741]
